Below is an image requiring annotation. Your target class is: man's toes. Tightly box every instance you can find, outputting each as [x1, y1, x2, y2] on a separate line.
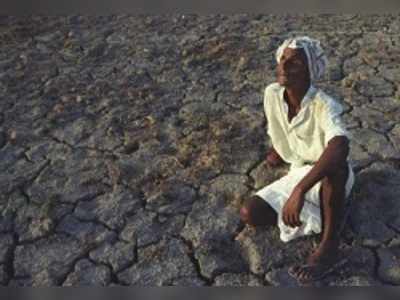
[297, 265, 316, 281]
[297, 265, 328, 282]
[288, 265, 301, 277]
[299, 270, 311, 281]
[296, 268, 307, 280]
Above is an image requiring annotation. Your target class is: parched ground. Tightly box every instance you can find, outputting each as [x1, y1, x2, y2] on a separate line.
[0, 15, 400, 286]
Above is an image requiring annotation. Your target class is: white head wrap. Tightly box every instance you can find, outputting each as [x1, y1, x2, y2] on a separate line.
[275, 36, 328, 82]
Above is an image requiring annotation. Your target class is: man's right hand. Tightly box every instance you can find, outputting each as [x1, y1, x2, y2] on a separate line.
[266, 147, 284, 167]
[282, 186, 305, 228]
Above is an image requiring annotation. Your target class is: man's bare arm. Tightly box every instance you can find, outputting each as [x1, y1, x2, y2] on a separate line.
[296, 136, 349, 194]
[282, 136, 349, 227]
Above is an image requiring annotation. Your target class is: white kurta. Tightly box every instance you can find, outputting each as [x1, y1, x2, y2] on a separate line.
[254, 83, 355, 242]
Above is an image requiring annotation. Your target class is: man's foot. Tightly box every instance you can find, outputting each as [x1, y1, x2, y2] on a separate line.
[288, 263, 346, 285]
[266, 148, 284, 167]
[288, 241, 343, 283]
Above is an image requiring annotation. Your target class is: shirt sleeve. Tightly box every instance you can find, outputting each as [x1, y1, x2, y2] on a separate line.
[321, 98, 351, 146]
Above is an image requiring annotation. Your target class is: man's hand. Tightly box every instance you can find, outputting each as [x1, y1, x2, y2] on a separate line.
[282, 186, 305, 228]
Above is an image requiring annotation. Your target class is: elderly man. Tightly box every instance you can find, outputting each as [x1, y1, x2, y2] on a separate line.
[240, 37, 354, 283]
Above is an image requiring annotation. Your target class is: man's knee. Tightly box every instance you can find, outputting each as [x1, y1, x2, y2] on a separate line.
[240, 195, 263, 224]
[240, 195, 277, 226]
[240, 196, 254, 223]
[327, 160, 349, 182]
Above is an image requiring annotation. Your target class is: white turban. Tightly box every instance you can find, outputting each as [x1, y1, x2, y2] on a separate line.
[275, 36, 328, 82]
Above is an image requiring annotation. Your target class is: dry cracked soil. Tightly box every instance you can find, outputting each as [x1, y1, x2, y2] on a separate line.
[0, 15, 400, 286]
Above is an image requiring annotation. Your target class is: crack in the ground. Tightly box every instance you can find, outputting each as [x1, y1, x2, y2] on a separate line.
[384, 223, 400, 236]
[174, 234, 214, 286]
[18, 186, 31, 206]
[3, 15, 400, 287]
[114, 238, 138, 280]
[21, 150, 34, 164]
[175, 209, 213, 284]
[16, 230, 57, 246]
[15, 202, 75, 246]
[368, 247, 397, 286]
[383, 130, 399, 151]
[73, 212, 122, 237]
[245, 158, 264, 188]
[84, 256, 121, 286]
[3, 230, 18, 285]
[5, 159, 51, 198]
[353, 158, 376, 174]
[56, 247, 102, 286]
[47, 134, 121, 157]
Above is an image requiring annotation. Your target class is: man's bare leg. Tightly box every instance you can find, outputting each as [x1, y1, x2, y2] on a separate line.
[291, 162, 349, 281]
[241, 149, 281, 227]
[240, 195, 277, 227]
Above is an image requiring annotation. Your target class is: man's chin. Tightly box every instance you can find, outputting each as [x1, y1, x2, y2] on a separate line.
[277, 75, 289, 85]
[277, 77, 300, 88]
[277, 79, 289, 87]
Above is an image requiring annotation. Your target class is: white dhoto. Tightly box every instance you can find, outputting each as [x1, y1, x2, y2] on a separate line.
[254, 82, 355, 242]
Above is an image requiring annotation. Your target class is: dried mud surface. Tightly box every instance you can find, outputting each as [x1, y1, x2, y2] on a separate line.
[1, 15, 400, 286]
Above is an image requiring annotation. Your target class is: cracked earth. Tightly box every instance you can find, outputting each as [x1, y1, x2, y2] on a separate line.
[0, 15, 400, 286]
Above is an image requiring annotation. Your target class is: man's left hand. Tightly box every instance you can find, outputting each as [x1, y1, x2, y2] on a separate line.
[282, 186, 305, 228]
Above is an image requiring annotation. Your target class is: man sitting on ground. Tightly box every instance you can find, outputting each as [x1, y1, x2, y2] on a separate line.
[240, 36, 354, 283]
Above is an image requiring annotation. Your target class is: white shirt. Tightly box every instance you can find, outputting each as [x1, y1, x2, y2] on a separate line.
[264, 82, 351, 169]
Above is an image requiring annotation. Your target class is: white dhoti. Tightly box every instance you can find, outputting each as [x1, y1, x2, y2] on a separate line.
[254, 163, 355, 243]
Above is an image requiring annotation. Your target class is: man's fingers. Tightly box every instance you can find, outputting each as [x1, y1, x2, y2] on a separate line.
[291, 214, 298, 228]
[288, 212, 302, 228]
[282, 209, 289, 226]
[297, 214, 303, 227]
[294, 213, 302, 227]
[282, 212, 287, 226]
[283, 206, 295, 228]
[288, 213, 295, 228]
[286, 213, 292, 227]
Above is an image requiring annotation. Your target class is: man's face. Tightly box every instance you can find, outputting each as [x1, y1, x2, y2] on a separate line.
[276, 47, 310, 87]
